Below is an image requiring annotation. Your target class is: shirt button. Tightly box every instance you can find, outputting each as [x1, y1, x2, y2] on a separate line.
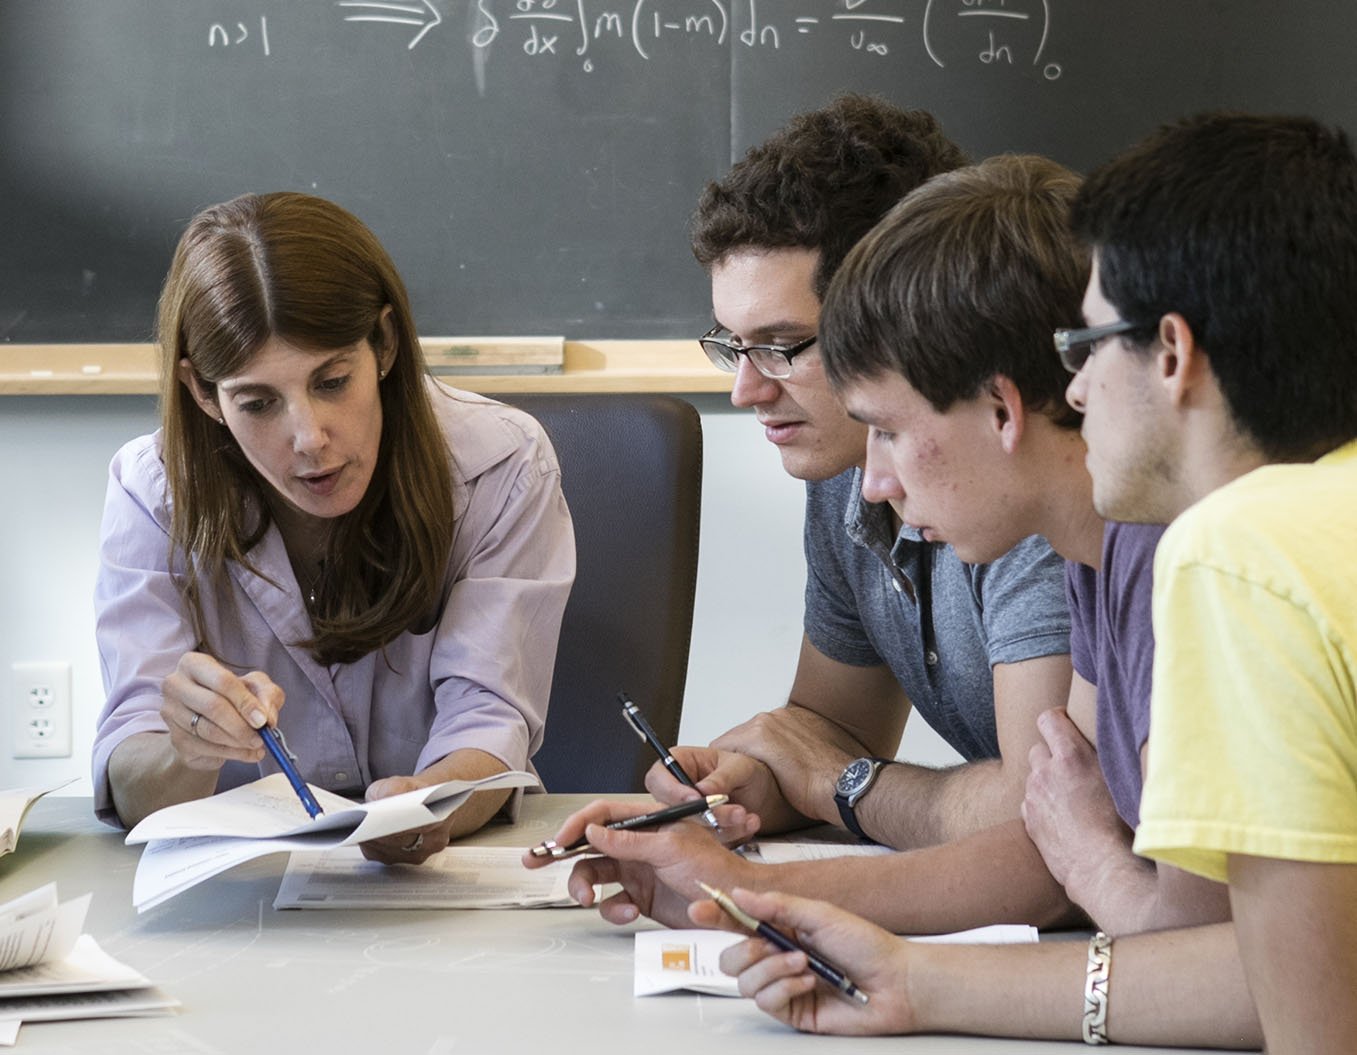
[334, 772, 348, 783]
[925, 650, 939, 666]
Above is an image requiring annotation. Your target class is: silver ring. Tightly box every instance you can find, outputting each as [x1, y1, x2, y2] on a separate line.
[401, 833, 424, 853]
[190, 713, 202, 738]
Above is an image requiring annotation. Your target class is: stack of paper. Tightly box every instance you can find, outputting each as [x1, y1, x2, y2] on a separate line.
[126, 770, 539, 911]
[0, 885, 176, 1044]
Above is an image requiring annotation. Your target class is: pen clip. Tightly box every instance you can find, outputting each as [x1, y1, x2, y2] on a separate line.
[267, 724, 300, 764]
[618, 693, 650, 742]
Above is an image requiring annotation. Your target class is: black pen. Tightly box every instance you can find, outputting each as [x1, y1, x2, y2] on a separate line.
[618, 692, 719, 829]
[698, 881, 869, 1006]
[260, 724, 324, 819]
[529, 794, 728, 859]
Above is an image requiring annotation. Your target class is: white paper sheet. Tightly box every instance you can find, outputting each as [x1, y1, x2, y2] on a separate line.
[0, 886, 88, 973]
[274, 845, 575, 909]
[907, 923, 1039, 944]
[127, 770, 540, 911]
[747, 838, 894, 864]
[634, 929, 745, 997]
[634, 921, 1039, 998]
[126, 770, 538, 844]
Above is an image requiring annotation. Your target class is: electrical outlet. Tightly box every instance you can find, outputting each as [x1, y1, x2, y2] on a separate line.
[11, 662, 72, 759]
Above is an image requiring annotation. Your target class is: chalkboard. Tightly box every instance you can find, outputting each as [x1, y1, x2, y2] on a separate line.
[3, 1, 1356, 343]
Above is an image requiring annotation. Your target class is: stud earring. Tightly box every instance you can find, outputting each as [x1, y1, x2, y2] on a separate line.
[379, 369, 387, 380]
[217, 416, 225, 425]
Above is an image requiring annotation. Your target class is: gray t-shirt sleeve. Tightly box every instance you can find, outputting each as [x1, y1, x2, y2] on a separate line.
[969, 533, 1072, 666]
[802, 477, 884, 668]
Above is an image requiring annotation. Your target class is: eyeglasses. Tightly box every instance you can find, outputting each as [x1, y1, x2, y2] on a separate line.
[1052, 320, 1152, 374]
[699, 324, 818, 381]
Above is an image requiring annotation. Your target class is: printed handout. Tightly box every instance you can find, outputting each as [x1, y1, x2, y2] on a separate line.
[274, 845, 574, 909]
[127, 770, 539, 911]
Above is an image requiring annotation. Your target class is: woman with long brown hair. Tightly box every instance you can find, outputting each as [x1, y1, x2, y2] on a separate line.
[92, 192, 574, 861]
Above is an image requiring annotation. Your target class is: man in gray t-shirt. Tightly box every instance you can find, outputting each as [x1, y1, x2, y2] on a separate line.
[647, 96, 1073, 854]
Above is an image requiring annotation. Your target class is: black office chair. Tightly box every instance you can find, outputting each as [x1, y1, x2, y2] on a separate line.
[503, 394, 703, 792]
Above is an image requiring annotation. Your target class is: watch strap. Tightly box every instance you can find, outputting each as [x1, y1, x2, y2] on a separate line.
[834, 757, 893, 842]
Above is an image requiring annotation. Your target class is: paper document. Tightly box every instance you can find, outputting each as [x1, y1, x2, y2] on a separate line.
[275, 845, 574, 909]
[635, 922, 1039, 998]
[128, 770, 539, 911]
[0, 780, 77, 857]
[0, 885, 177, 1039]
[746, 836, 894, 864]
[634, 929, 745, 997]
[0, 885, 88, 974]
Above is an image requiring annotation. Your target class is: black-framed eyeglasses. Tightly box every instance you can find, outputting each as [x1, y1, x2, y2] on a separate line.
[1052, 320, 1152, 374]
[699, 324, 818, 381]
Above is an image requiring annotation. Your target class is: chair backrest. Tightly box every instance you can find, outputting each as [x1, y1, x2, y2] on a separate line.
[503, 394, 703, 792]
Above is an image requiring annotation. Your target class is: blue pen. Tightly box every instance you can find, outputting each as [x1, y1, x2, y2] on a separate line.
[260, 724, 323, 819]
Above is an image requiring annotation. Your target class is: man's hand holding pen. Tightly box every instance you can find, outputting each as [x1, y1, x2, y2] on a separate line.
[520, 796, 762, 930]
[643, 745, 811, 836]
[688, 887, 914, 1036]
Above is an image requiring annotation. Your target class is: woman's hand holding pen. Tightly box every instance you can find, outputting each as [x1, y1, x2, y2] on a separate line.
[160, 651, 279, 770]
[689, 888, 917, 1036]
[521, 797, 761, 929]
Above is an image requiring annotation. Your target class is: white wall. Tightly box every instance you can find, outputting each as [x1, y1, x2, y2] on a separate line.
[0, 392, 958, 794]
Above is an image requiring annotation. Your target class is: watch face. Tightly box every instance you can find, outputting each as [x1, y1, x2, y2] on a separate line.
[836, 758, 874, 795]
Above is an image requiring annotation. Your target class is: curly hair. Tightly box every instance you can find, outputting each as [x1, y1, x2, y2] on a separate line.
[691, 94, 967, 299]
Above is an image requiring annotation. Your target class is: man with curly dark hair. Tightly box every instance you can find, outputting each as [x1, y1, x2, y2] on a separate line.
[524, 97, 1076, 934]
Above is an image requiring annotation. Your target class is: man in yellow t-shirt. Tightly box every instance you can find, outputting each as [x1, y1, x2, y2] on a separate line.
[1135, 446, 1357, 883]
[1067, 113, 1357, 1054]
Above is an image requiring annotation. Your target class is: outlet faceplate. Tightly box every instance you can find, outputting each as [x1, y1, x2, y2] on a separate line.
[11, 662, 72, 759]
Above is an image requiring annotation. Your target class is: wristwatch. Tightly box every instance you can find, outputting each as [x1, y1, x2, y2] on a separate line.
[833, 757, 894, 842]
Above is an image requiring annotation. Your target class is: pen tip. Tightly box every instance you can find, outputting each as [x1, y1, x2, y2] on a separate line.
[696, 880, 718, 898]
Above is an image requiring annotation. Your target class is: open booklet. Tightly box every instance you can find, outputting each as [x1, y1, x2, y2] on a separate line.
[126, 770, 539, 912]
[0, 779, 78, 858]
[0, 884, 176, 1043]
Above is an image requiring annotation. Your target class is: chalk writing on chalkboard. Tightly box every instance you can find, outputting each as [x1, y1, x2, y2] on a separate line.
[202, 1, 1062, 80]
[208, 15, 272, 55]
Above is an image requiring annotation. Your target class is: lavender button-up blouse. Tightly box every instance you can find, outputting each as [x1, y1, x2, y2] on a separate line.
[91, 382, 575, 826]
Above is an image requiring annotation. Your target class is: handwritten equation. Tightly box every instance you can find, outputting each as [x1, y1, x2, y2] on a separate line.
[207, 1, 1061, 80]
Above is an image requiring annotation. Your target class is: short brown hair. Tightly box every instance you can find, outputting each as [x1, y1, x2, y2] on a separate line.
[822, 155, 1087, 429]
[157, 192, 455, 665]
[691, 94, 967, 299]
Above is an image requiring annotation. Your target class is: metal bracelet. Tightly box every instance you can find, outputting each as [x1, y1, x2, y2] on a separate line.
[1082, 931, 1113, 1045]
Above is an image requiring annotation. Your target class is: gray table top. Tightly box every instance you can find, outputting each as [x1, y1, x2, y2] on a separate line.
[0, 795, 1223, 1054]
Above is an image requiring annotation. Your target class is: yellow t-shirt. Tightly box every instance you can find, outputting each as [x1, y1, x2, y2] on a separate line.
[1134, 440, 1357, 883]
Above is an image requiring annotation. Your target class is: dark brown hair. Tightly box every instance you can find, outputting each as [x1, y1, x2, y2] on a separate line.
[691, 94, 967, 299]
[1072, 111, 1357, 460]
[157, 191, 455, 664]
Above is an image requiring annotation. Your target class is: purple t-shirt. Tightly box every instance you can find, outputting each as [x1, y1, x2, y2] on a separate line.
[1065, 522, 1166, 828]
